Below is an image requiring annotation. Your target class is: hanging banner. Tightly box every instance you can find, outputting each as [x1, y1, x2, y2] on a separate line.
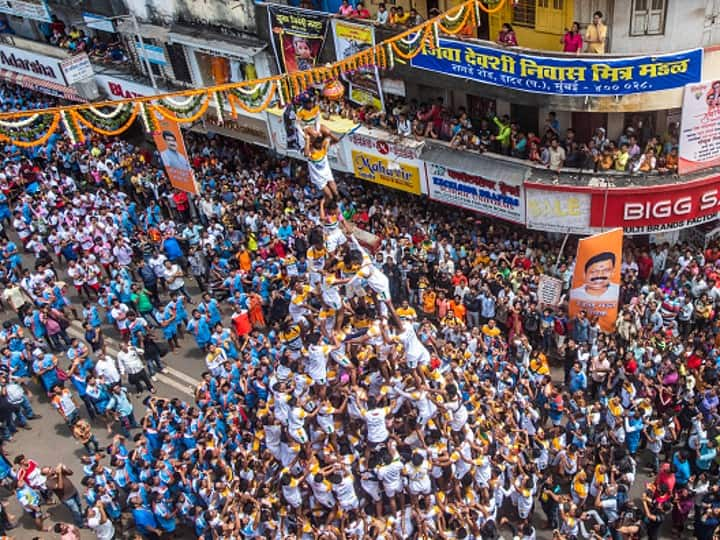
[410, 38, 703, 96]
[525, 185, 593, 234]
[332, 19, 384, 111]
[267, 5, 329, 73]
[348, 128, 426, 195]
[0, 0, 50, 22]
[266, 107, 354, 173]
[152, 113, 198, 194]
[679, 81, 720, 174]
[538, 275, 564, 307]
[588, 175, 720, 234]
[569, 228, 623, 333]
[425, 162, 523, 223]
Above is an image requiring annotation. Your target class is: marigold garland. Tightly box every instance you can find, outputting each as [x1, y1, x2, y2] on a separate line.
[153, 96, 210, 124]
[0, 0, 508, 145]
[75, 104, 139, 136]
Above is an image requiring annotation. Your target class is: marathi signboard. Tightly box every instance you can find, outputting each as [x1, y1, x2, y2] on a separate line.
[679, 81, 720, 174]
[424, 161, 523, 223]
[411, 38, 702, 96]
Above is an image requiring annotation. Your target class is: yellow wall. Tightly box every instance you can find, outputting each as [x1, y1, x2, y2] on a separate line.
[489, 0, 573, 52]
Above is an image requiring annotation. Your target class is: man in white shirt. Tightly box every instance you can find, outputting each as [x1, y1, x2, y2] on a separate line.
[163, 260, 191, 301]
[94, 353, 121, 386]
[116, 343, 155, 394]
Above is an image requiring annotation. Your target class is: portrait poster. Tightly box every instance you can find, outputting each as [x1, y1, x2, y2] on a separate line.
[152, 114, 198, 194]
[568, 228, 623, 332]
[268, 5, 329, 73]
[332, 19, 384, 111]
[679, 80, 720, 174]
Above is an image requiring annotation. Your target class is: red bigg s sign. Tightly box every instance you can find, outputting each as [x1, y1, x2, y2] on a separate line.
[589, 176, 720, 234]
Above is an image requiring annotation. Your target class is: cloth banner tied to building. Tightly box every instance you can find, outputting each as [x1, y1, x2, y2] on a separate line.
[569, 228, 623, 333]
[332, 19, 384, 112]
[679, 80, 720, 174]
[424, 162, 523, 223]
[411, 38, 702, 96]
[267, 5, 329, 73]
[152, 113, 198, 194]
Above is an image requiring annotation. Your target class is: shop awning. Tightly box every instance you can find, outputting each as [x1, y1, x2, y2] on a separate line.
[420, 142, 529, 185]
[167, 25, 266, 61]
[0, 68, 84, 102]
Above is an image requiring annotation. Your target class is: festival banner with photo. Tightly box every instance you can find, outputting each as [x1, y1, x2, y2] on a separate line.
[679, 80, 720, 174]
[332, 19, 384, 112]
[268, 5, 329, 74]
[569, 228, 623, 333]
[152, 113, 198, 194]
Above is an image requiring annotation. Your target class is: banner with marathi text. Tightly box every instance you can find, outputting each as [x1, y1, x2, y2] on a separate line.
[679, 80, 720, 174]
[569, 228, 623, 333]
[268, 5, 329, 73]
[152, 113, 197, 194]
[332, 19, 384, 112]
[411, 38, 702, 96]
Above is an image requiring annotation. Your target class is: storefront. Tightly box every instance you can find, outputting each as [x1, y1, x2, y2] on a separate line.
[0, 40, 96, 101]
[166, 25, 271, 87]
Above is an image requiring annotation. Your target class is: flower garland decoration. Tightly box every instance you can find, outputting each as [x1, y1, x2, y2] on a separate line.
[153, 93, 210, 124]
[60, 111, 82, 145]
[213, 91, 224, 125]
[0, 113, 60, 148]
[87, 102, 128, 120]
[156, 93, 206, 117]
[75, 102, 135, 134]
[0, 113, 39, 129]
[75, 104, 139, 136]
[0, 0, 509, 146]
[139, 103, 158, 133]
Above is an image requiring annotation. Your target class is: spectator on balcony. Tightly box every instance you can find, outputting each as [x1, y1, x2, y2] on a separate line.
[396, 112, 412, 137]
[627, 134, 642, 160]
[511, 131, 528, 159]
[562, 127, 576, 150]
[408, 8, 424, 26]
[391, 6, 410, 25]
[492, 114, 511, 155]
[375, 3, 389, 24]
[545, 111, 560, 137]
[50, 14, 66, 37]
[592, 127, 609, 151]
[528, 140, 542, 164]
[418, 97, 443, 139]
[561, 22, 584, 54]
[598, 148, 614, 171]
[338, 0, 356, 17]
[659, 147, 679, 174]
[585, 11, 607, 54]
[548, 138, 566, 170]
[354, 1, 371, 18]
[497, 23, 518, 46]
[633, 148, 657, 173]
[615, 143, 630, 172]
[451, 128, 482, 151]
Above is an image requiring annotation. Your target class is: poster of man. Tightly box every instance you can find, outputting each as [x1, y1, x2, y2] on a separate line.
[152, 114, 198, 194]
[569, 228, 623, 332]
[159, 130, 190, 171]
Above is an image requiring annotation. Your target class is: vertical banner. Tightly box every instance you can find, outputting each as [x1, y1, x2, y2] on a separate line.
[332, 19, 384, 111]
[679, 81, 720, 174]
[569, 228, 623, 333]
[152, 114, 197, 194]
[537, 275, 564, 308]
[267, 6, 329, 73]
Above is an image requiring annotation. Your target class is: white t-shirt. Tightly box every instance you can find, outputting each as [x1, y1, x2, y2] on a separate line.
[87, 510, 115, 540]
[363, 407, 390, 443]
[163, 264, 184, 290]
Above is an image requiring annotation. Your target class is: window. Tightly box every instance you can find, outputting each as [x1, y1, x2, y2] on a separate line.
[536, 0, 564, 33]
[630, 0, 667, 36]
[512, 0, 536, 27]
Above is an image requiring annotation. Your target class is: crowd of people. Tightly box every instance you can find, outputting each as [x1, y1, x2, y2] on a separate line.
[318, 89, 680, 175]
[0, 80, 713, 540]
